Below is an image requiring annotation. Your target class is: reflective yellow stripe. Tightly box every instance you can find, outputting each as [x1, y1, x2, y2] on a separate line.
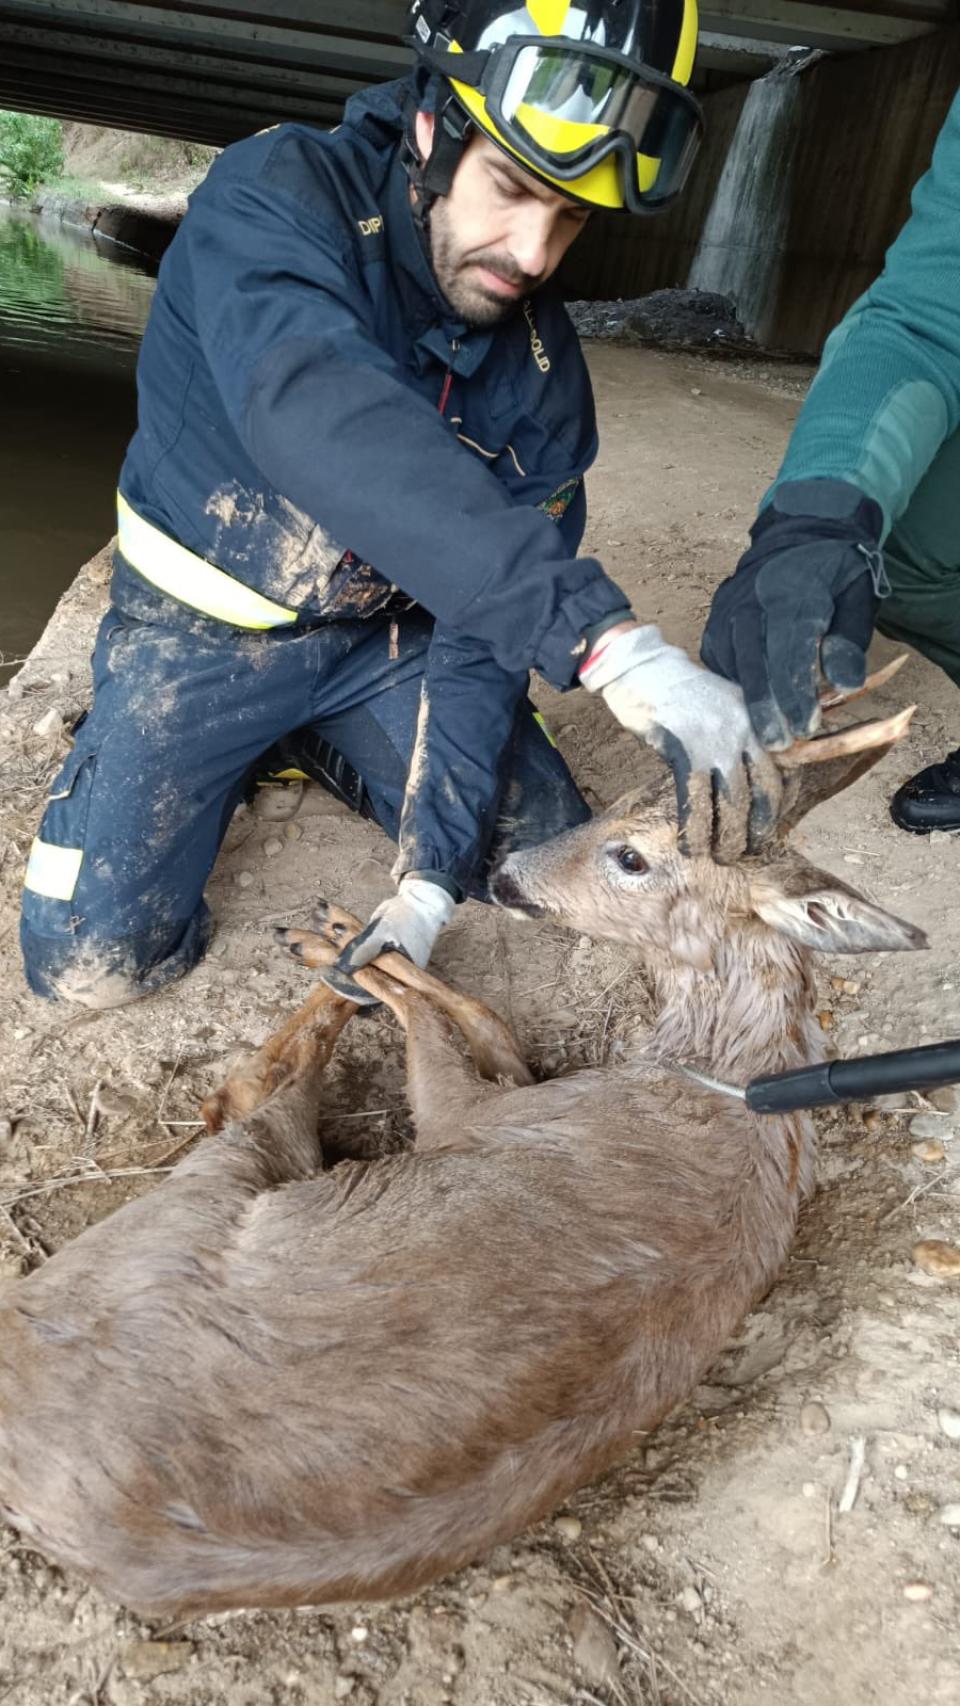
[24, 838, 83, 901]
[527, 0, 572, 32]
[116, 494, 297, 630]
[672, 0, 699, 85]
[533, 710, 558, 748]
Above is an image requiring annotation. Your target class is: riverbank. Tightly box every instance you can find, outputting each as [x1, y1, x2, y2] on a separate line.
[7, 121, 216, 260]
[24, 185, 183, 262]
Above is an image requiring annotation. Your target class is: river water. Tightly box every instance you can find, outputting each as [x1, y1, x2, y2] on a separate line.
[0, 209, 156, 683]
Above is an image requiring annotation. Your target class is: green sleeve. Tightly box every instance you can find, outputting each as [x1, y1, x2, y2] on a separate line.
[769, 91, 960, 539]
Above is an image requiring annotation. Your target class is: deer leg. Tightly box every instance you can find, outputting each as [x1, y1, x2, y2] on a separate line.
[327, 959, 515, 1148]
[202, 981, 355, 1134]
[279, 905, 532, 1088]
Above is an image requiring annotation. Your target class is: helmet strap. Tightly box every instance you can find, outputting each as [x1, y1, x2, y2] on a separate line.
[403, 82, 472, 230]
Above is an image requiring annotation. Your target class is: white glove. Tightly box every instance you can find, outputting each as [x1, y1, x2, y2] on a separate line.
[334, 876, 455, 975]
[580, 624, 781, 857]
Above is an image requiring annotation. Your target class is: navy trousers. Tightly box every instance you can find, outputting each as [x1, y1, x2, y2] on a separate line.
[21, 606, 590, 1005]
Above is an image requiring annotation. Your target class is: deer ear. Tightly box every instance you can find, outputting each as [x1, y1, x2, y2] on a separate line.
[749, 868, 927, 956]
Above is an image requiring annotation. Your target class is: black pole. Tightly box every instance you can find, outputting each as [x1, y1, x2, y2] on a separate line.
[746, 1038, 960, 1115]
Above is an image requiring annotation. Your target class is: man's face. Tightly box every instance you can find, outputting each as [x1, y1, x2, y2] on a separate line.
[415, 111, 590, 328]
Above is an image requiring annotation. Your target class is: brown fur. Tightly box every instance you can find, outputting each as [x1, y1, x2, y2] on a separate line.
[0, 736, 925, 1619]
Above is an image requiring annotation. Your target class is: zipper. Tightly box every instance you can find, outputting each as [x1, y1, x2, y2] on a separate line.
[437, 338, 460, 417]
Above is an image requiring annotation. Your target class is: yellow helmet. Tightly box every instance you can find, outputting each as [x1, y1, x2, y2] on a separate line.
[408, 0, 703, 213]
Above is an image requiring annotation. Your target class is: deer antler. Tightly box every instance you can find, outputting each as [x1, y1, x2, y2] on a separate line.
[780, 704, 916, 769]
[781, 655, 914, 769]
[818, 653, 908, 711]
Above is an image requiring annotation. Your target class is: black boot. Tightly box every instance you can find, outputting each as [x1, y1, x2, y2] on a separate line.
[890, 748, 960, 833]
[249, 728, 375, 820]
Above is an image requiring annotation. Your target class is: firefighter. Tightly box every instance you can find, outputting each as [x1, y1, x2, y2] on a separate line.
[22, 0, 777, 1007]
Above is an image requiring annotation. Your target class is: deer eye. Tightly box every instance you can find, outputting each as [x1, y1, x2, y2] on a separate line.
[613, 845, 648, 875]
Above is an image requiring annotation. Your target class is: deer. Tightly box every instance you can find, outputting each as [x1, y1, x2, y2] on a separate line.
[0, 664, 925, 1621]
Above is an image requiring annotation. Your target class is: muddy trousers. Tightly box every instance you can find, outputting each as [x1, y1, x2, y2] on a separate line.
[20, 607, 590, 1006]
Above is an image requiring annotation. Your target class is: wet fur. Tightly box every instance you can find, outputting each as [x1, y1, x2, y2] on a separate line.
[0, 749, 924, 1617]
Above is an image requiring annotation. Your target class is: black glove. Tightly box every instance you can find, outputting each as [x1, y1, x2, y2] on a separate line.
[701, 479, 887, 749]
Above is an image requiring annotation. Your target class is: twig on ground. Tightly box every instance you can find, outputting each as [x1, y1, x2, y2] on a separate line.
[822, 1492, 834, 1568]
[155, 1042, 186, 1129]
[65, 1083, 86, 1132]
[83, 1079, 104, 1155]
[597, 996, 616, 1064]
[837, 1435, 867, 1515]
[878, 1166, 958, 1224]
[66, 1651, 116, 1706]
[2, 1165, 176, 1210]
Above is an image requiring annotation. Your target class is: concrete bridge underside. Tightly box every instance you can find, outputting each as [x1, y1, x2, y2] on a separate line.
[0, 0, 956, 146]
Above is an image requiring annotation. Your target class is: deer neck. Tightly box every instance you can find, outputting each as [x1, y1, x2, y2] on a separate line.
[647, 925, 824, 1086]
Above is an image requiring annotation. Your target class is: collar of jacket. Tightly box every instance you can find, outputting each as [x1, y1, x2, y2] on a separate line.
[382, 124, 494, 382]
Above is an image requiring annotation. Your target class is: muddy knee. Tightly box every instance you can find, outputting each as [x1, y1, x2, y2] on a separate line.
[20, 913, 212, 1009]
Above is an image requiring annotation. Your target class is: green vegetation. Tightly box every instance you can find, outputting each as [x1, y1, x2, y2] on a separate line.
[0, 218, 65, 311]
[0, 111, 64, 200]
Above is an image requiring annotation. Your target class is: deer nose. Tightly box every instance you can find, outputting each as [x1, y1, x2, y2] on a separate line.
[489, 866, 544, 916]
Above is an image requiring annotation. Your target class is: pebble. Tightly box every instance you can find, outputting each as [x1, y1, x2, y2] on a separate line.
[938, 1409, 960, 1440]
[690, 386, 702, 397]
[902, 1581, 934, 1602]
[909, 1113, 953, 1140]
[569, 1603, 621, 1688]
[554, 1515, 582, 1541]
[912, 1240, 960, 1279]
[284, 820, 302, 840]
[639, 1534, 660, 1553]
[929, 1086, 959, 1114]
[912, 1140, 946, 1164]
[843, 853, 863, 865]
[263, 837, 284, 858]
[334, 1678, 355, 1700]
[862, 1109, 883, 1134]
[677, 1586, 703, 1616]
[818, 1010, 834, 1031]
[32, 706, 63, 738]
[802, 1482, 817, 1498]
[799, 1399, 831, 1436]
[0, 1118, 12, 1143]
[894, 1464, 909, 1481]
[235, 870, 255, 889]
[938, 1503, 960, 1527]
[121, 1641, 194, 1681]
[349, 1624, 369, 1643]
[491, 1574, 513, 1593]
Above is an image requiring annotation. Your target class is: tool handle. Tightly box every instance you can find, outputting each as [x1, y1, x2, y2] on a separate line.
[746, 1038, 960, 1115]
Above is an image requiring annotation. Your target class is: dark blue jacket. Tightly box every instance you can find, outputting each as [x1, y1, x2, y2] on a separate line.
[117, 76, 628, 890]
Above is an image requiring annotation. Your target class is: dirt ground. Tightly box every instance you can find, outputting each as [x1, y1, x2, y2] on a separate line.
[1, 345, 958, 1706]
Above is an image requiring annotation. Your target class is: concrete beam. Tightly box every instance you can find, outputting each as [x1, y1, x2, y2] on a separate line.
[699, 0, 948, 51]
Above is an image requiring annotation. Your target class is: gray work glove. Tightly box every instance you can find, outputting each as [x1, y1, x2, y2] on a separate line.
[319, 875, 455, 1003]
[580, 624, 782, 858]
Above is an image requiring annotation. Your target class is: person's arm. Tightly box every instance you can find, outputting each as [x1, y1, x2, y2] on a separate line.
[769, 91, 960, 532]
[184, 157, 626, 689]
[702, 92, 960, 748]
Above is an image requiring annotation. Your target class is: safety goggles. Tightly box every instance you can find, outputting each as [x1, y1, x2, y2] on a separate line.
[462, 36, 703, 211]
